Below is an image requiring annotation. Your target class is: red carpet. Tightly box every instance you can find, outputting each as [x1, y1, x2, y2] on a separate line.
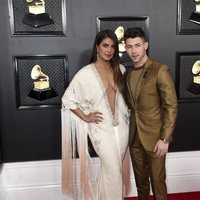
[124, 191, 200, 200]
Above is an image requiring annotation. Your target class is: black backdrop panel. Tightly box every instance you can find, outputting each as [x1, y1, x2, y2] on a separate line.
[1, 0, 200, 164]
[0, 137, 2, 168]
[169, 102, 200, 152]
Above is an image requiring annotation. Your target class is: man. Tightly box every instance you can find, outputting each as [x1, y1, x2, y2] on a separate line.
[124, 27, 178, 200]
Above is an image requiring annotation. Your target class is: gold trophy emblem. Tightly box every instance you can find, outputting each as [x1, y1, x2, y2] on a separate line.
[189, 0, 200, 24]
[31, 65, 50, 90]
[28, 0, 46, 15]
[114, 26, 126, 57]
[29, 65, 57, 100]
[188, 60, 200, 94]
[114, 26, 132, 67]
[23, 0, 54, 28]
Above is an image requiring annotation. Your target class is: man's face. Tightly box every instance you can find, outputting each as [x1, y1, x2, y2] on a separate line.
[125, 37, 148, 67]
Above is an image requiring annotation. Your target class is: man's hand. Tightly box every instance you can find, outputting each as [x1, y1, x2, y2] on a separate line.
[153, 139, 169, 158]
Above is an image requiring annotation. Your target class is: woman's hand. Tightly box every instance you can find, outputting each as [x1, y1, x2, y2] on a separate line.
[71, 108, 103, 124]
[85, 111, 103, 124]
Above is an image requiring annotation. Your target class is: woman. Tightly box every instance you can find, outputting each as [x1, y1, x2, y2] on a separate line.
[62, 29, 130, 200]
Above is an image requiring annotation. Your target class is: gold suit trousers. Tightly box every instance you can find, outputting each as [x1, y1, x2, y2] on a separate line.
[130, 131, 167, 200]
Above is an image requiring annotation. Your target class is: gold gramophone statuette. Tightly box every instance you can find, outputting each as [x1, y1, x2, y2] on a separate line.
[195, 0, 200, 12]
[189, 0, 200, 24]
[188, 60, 200, 95]
[192, 60, 200, 84]
[31, 64, 50, 91]
[28, 64, 58, 100]
[26, 0, 45, 15]
[114, 26, 126, 53]
[23, 0, 54, 28]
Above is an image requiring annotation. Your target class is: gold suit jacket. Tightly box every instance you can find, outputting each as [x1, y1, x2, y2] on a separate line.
[126, 58, 178, 151]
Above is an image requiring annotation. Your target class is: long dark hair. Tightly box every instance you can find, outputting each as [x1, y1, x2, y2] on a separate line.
[89, 29, 124, 93]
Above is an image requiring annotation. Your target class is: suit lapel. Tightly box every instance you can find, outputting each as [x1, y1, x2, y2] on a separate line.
[135, 59, 153, 102]
[126, 68, 135, 105]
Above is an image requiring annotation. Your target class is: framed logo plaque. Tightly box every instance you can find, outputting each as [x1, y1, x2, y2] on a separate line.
[13, 55, 69, 110]
[176, 51, 200, 102]
[8, 0, 67, 36]
[177, 0, 200, 34]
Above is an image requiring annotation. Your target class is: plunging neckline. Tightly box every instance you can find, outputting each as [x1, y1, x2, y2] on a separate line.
[92, 63, 119, 126]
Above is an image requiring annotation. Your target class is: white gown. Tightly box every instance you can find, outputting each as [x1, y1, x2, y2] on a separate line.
[61, 63, 130, 200]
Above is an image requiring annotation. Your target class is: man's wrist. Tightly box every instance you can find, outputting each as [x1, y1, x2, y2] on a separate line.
[161, 139, 169, 144]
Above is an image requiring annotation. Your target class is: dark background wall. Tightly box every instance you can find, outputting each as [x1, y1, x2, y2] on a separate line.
[0, 0, 200, 163]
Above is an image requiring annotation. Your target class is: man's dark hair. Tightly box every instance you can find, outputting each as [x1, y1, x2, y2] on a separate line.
[124, 27, 147, 42]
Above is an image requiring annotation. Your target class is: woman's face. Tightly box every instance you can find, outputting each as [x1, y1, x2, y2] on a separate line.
[96, 37, 115, 62]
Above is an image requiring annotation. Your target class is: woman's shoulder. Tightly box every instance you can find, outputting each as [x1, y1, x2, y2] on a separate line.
[74, 63, 94, 77]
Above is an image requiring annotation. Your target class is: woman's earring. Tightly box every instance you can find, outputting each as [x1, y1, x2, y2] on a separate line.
[97, 51, 99, 60]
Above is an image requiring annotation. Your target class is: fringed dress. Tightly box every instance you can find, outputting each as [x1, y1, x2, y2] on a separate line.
[61, 63, 130, 200]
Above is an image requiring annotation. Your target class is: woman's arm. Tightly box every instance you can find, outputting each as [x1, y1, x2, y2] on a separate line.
[71, 108, 103, 124]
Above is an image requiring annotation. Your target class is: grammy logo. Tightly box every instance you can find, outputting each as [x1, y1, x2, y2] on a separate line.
[23, 0, 54, 28]
[27, 0, 46, 15]
[192, 60, 200, 84]
[188, 60, 200, 95]
[189, 0, 200, 25]
[28, 65, 57, 101]
[114, 26, 132, 67]
[114, 26, 126, 55]
[31, 64, 50, 90]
